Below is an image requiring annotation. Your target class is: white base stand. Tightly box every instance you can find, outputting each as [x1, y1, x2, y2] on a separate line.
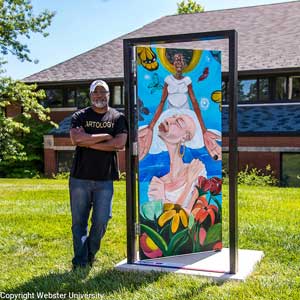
[115, 248, 264, 281]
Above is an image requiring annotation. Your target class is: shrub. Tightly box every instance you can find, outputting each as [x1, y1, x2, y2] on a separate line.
[5, 167, 41, 178]
[52, 172, 70, 180]
[0, 118, 53, 178]
[237, 164, 278, 186]
[222, 164, 278, 186]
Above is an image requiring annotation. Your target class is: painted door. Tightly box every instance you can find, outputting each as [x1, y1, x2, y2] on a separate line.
[137, 47, 222, 259]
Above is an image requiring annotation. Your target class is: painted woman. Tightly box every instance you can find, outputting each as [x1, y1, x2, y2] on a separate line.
[138, 53, 221, 161]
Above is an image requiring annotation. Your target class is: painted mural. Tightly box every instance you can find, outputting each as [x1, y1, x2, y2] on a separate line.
[137, 47, 222, 259]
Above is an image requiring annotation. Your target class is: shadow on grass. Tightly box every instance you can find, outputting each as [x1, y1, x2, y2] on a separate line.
[6, 267, 164, 295]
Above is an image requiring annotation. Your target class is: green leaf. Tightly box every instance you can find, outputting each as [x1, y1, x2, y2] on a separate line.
[167, 228, 189, 255]
[204, 223, 222, 246]
[190, 223, 197, 252]
[159, 222, 170, 236]
[173, 233, 191, 255]
[211, 195, 222, 211]
[140, 201, 163, 221]
[195, 224, 202, 252]
[197, 186, 208, 197]
[188, 213, 195, 229]
[140, 224, 168, 255]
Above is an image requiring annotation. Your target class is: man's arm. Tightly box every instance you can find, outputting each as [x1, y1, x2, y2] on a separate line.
[88, 133, 127, 152]
[70, 127, 112, 146]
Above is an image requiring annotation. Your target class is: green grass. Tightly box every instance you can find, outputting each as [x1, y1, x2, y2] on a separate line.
[0, 179, 299, 299]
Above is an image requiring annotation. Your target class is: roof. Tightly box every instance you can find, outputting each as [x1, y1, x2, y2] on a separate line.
[50, 104, 300, 137]
[24, 1, 300, 83]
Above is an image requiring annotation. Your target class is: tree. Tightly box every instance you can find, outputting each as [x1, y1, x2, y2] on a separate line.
[0, 0, 54, 61]
[0, 0, 55, 167]
[177, 0, 204, 14]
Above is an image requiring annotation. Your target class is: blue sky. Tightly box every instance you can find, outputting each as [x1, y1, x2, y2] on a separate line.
[3, 0, 296, 79]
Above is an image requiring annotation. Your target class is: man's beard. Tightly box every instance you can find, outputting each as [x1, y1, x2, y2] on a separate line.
[92, 99, 108, 108]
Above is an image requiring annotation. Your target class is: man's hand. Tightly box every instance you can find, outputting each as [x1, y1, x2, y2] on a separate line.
[70, 126, 112, 146]
[148, 176, 165, 201]
[138, 126, 153, 160]
[70, 127, 87, 145]
[203, 130, 221, 160]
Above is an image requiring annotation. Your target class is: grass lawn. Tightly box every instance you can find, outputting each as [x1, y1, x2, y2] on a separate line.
[0, 178, 299, 299]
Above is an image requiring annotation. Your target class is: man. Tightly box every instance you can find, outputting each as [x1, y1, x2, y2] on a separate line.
[69, 79, 128, 269]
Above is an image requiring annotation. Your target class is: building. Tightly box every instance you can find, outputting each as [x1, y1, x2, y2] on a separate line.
[23, 1, 300, 186]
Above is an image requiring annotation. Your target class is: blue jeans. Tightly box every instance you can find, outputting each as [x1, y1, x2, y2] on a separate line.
[69, 177, 113, 266]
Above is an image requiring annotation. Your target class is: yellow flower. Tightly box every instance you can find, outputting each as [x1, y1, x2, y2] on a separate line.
[158, 203, 188, 233]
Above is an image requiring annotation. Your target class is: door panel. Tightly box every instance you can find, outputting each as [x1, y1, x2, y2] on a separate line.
[137, 47, 222, 259]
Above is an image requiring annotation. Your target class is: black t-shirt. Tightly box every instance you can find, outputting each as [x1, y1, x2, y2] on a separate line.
[70, 107, 128, 180]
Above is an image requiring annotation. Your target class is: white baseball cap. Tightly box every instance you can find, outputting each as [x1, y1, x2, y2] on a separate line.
[89, 80, 109, 94]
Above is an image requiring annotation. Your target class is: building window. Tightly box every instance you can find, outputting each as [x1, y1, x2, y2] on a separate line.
[258, 78, 270, 101]
[238, 79, 257, 102]
[281, 153, 300, 187]
[224, 75, 299, 104]
[40, 86, 90, 108]
[76, 87, 90, 108]
[66, 88, 76, 107]
[57, 151, 74, 173]
[41, 84, 125, 109]
[43, 89, 64, 107]
[222, 78, 269, 103]
[112, 85, 122, 106]
[288, 76, 300, 100]
[275, 77, 287, 100]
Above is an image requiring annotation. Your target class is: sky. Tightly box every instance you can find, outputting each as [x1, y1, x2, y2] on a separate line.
[3, 0, 297, 79]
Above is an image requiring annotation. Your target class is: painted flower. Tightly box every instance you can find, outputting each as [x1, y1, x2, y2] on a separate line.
[191, 196, 218, 225]
[158, 203, 188, 234]
[209, 177, 222, 195]
[213, 241, 223, 251]
[197, 176, 222, 195]
[198, 176, 210, 192]
[193, 227, 207, 246]
[140, 233, 163, 258]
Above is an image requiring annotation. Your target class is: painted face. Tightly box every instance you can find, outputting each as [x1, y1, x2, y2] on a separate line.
[90, 86, 109, 108]
[158, 114, 196, 145]
[173, 54, 185, 73]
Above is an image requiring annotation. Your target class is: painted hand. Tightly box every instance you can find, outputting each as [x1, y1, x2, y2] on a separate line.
[148, 176, 165, 201]
[203, 130, 221, 160]
[187, 159, 205, 184]
[138, 126, 153, 160]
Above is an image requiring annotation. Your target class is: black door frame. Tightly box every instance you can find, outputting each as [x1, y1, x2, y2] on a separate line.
[123, 30, 238, 274]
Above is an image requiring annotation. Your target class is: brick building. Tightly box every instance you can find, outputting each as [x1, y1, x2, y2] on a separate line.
[23, 2, 300, 186]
